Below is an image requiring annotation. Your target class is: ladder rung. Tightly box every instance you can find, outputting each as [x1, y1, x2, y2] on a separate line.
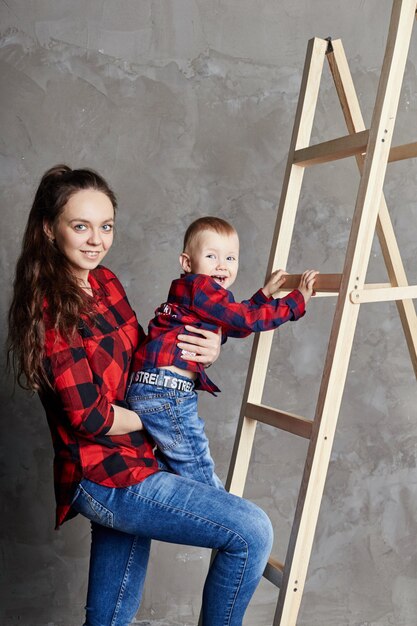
[263, 555, 284, 587]
[351, 283, 417, 304]
[388, 140, 417, 163]
[293, 129, 369, 166]
[246, 402, 313, 439]
[294, 134, 417, 168]
[277, 273, 342, 293]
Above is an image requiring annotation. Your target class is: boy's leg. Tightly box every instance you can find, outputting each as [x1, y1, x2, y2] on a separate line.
[169, 389, 224, 488]
[128, 381, 223, 488]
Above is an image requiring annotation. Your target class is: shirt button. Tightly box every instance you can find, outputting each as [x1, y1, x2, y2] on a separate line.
[115, 325, 119, 330]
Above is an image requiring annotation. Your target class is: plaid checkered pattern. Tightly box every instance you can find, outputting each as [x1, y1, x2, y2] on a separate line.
[132, 273, 306, 394]
[40, 266, 159, 528]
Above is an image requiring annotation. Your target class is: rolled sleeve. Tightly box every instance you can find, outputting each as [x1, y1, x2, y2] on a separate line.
[46, 334, 114, 438]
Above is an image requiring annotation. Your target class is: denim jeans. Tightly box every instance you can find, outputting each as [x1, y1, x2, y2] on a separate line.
[72, 472, 273, 626]
[127, 368, 223, 488]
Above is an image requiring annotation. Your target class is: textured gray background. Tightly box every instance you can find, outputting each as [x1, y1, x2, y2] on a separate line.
[1, 1, 416, 625]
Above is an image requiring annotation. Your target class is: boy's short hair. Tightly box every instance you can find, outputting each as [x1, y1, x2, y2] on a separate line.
[183, 217, 237, 253]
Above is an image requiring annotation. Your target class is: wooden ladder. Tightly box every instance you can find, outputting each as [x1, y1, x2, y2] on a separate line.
[225, 1, 417, 624]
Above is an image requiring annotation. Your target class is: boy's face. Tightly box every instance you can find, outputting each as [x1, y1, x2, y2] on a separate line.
[180, 229, 239, 290]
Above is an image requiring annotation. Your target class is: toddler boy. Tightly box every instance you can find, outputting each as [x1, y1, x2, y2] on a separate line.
[127, 217, 318, 487]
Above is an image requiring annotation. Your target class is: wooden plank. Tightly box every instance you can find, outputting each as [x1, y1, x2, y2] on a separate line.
[264, 556, 284, 588]
[293, 129, 369, 166]
[246, 403, 313, 439]
[280, 282, 409, 299]
[388, 140, 417, 162]
[351, 284, 417, 303]
[276, 273, 342, 293]
[278, 290, 339, 298]
[294, 137, 417, 167]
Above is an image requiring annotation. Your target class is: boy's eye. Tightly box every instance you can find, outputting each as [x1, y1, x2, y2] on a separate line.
[227, 256, 237, 261]
[206, 254, 216, 259]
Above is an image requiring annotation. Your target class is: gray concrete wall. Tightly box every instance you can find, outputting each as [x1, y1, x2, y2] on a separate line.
[1, 1, 416, 625]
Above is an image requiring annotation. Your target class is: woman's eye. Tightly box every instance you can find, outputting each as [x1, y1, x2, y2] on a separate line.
[102, 224, 113, 232]
[74, 224, 87, 231]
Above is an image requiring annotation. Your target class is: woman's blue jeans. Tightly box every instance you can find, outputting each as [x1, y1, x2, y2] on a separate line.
[72, 472, 273, 626]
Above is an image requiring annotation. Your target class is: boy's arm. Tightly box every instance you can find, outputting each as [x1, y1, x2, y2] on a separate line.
[190, 274, 307, 336]
[224, 287, 280, 339]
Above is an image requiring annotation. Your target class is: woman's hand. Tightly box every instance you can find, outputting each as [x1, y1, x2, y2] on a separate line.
[177, 325, 222, 367]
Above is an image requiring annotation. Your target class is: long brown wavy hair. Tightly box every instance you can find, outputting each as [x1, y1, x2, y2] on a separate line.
[7, 164, 117, 391]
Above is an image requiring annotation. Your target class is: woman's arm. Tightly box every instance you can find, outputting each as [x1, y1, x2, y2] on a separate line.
[177, 325, 221, 366]
[107, 404, 143, 435]
[44, 325, 145, 438]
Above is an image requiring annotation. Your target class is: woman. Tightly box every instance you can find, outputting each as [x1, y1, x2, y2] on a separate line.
[7, 165, 273, 626]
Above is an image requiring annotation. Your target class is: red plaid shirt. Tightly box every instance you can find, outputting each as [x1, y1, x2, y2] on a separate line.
[39, 266, 159, 528]
[132, 273, 306, 394]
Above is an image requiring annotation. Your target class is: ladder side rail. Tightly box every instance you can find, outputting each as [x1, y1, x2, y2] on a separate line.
[376, 205, 417, 377]
[342, 0, 415, 287]
[267, 38, 329, 275]
[226, 38, 328, 495]
[275, 2, 417, 623]
[329, 38, 417, 376]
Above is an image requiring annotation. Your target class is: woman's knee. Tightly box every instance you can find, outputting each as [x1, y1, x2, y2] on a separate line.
[253, 505, 274, 555]
[238, 500, 274, 557]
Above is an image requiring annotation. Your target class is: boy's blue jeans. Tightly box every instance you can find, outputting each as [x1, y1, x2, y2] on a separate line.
[72, 472, 274, 626]
[126, 368, 224, 488]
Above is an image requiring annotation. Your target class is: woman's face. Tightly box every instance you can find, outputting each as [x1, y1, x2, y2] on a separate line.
[45, 189, 115, 281]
